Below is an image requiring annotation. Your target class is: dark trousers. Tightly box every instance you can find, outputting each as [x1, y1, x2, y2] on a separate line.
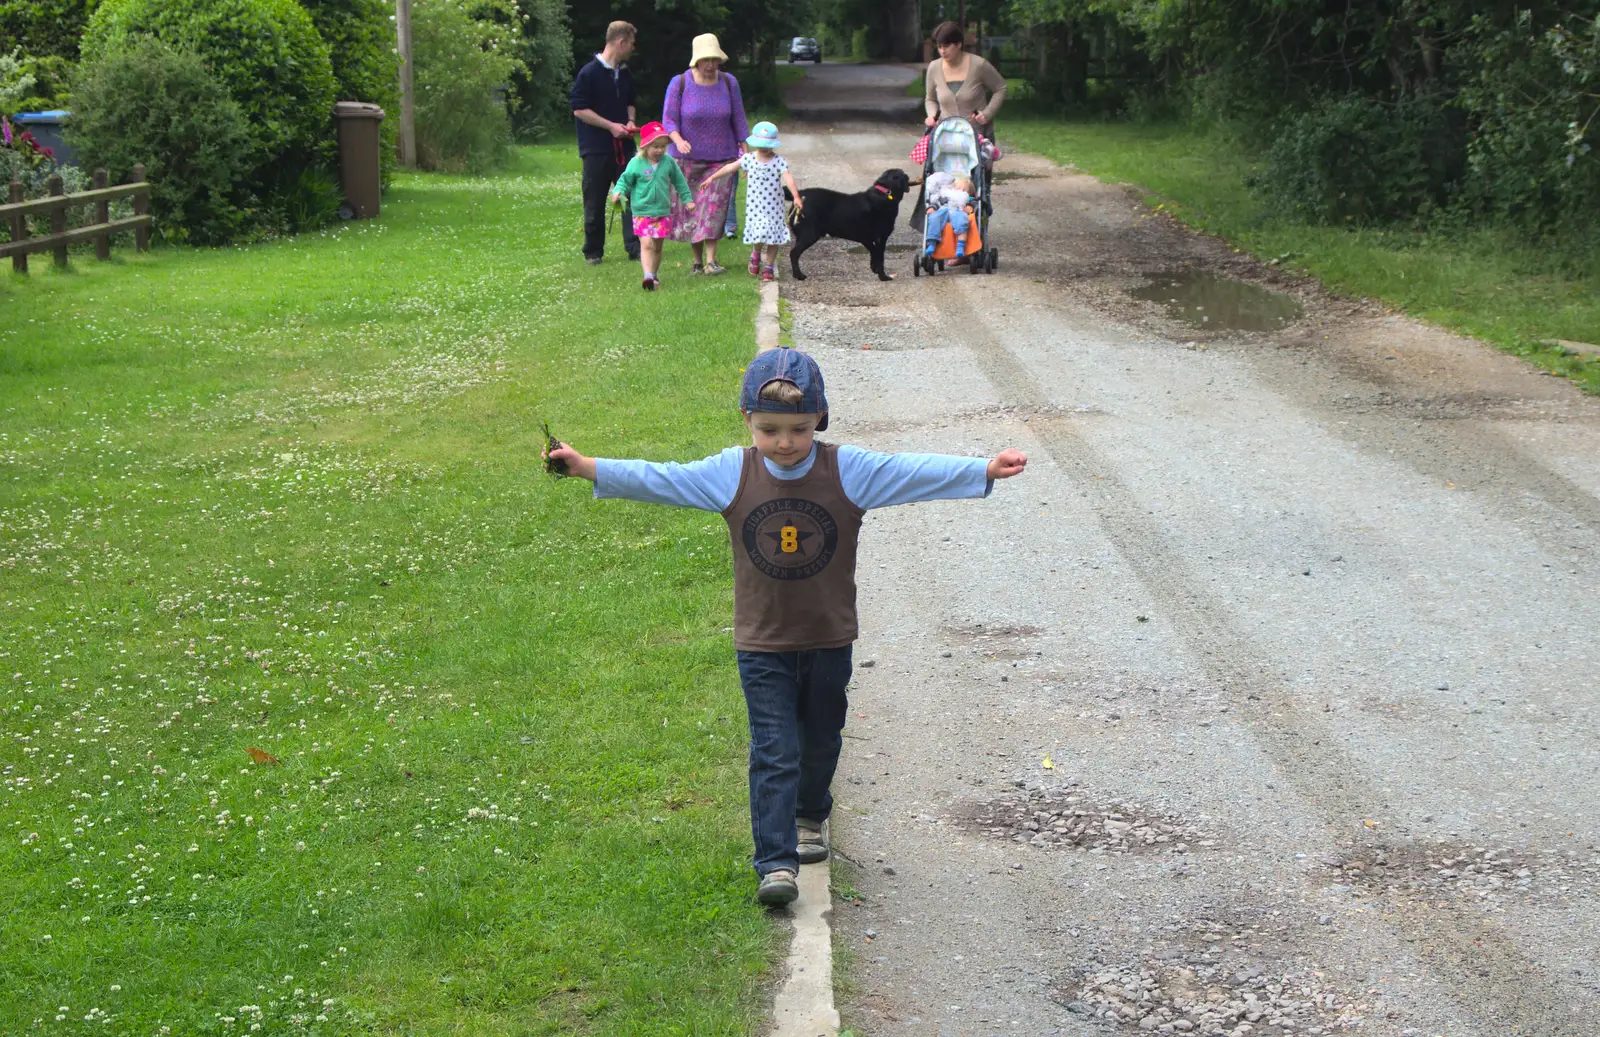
[736, 646, 853, 876]
[580, 149, 639, 261]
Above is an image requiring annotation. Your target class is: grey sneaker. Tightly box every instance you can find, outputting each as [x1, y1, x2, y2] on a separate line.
[704, 262, 728, 275]
[797, 818, 829, 864]
[758, 868, 799, 906]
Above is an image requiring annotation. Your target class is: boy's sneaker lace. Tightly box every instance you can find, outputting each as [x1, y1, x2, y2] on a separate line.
[757, 868, 799, 906]
[796, 818, 829, 863]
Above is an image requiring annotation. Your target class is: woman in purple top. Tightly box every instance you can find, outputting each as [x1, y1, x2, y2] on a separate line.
[663, 33, 749, 274]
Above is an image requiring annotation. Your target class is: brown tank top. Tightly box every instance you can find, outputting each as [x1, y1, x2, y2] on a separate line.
[722, 443, 865, 652]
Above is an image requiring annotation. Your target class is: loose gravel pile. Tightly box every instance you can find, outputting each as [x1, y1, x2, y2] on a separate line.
[1321, 840, 1600, 906]
[1060, 949, 1370, 1036]
[962, 783, 1215, 854]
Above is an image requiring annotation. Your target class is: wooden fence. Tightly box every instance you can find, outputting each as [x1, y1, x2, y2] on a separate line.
[1, 164, 151, 273]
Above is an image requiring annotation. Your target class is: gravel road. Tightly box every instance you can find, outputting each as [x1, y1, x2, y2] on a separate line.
[777, 64, 1600, 1037]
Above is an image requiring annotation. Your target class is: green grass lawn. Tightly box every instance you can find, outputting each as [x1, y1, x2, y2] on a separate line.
[1, 146, 781, 1035]
[1002, 116, 1600, 393]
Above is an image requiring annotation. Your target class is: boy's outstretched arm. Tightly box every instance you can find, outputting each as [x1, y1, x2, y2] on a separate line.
[543, 441, 743, 511]
[837, 445, 1027, 511]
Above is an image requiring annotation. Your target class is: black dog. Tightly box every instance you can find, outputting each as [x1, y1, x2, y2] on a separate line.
[786, 168, 912, 282]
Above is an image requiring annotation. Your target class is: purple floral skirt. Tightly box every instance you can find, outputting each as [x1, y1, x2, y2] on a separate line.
[669, 158, 736, 244]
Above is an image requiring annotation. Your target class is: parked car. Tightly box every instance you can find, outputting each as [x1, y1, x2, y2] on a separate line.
[789, 37, 821, 63]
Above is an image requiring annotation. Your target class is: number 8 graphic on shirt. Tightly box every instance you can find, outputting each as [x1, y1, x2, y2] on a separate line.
[740, 498, 840, 580]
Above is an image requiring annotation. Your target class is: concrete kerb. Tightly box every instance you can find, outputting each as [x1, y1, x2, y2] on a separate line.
[754, 278, 840, 1037]
[757, 280, 782, 352]
[770, 863, 839, 1037]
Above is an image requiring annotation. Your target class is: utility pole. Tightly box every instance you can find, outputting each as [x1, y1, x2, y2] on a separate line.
[395, 0, 417, 167]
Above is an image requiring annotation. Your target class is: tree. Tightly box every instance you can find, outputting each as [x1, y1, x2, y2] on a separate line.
[567, 0, 812, 114]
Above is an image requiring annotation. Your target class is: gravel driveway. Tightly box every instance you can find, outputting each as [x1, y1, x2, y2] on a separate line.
[777, 64, 1600, 1037]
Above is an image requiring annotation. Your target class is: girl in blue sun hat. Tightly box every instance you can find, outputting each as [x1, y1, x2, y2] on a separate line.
[704, 121, 801, 282]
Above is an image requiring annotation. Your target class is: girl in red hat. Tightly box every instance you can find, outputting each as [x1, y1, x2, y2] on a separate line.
[611, 122, 695, 290]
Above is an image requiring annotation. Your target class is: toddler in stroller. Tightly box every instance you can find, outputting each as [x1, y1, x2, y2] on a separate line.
[911, 116, 997, 276]
[923, 173, 975, 260]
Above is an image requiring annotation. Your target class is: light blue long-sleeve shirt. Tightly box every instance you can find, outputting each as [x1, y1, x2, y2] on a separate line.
[594, 443, 993, 512]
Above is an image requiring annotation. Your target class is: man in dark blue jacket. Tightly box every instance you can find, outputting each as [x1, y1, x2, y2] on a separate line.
[571, 21, 641, 264]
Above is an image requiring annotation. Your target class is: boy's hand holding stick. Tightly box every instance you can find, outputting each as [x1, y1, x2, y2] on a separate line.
[542, 438, 596, 482]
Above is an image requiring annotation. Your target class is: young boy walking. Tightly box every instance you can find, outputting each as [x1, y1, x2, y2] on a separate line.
[546, 348, 1027, 905]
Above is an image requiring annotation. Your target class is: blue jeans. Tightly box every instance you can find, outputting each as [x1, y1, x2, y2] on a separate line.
[925, 205, 970, 252]
[736, 646, 853, 876]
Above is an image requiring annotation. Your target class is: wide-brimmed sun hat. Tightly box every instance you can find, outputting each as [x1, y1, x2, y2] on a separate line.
[689, 33, 728, 66]
[637, 121, 669, 147]
[746, 121, 781, 149]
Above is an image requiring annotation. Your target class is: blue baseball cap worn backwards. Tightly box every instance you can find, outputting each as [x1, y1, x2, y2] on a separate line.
[740, 347, 829, 431]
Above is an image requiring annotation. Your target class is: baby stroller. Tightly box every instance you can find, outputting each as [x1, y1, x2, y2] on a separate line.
[911, 116, 998, 277]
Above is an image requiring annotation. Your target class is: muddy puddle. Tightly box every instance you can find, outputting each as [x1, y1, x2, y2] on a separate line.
[1132, 269, 1303, 332]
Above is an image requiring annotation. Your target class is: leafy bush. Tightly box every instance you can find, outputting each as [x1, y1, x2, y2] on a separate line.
[0, 50, 38, 115]
[264, 164, 345, 234]
[0, 0, 100, 60]
[68, 37, 255, 244]
[10, 53, 74, 112]
[82, 0, 337, 167]
[1253, 94, 1455, 226]
[411, 0, 523, 172]
[299, 0, 400, 177]
[506, 0, 573, 141]
[1458, 10, 1600, 249]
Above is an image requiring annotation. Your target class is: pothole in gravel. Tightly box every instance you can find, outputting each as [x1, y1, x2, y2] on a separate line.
[958, 782, 1216, 854]
[942, 622, 1043, 660]
[1131, 269, 1304, 333]
[1055, 929, 1375, 1036]
[1318, 837, 1600, 906]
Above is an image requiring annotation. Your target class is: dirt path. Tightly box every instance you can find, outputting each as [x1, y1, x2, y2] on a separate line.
[776, 65, 1600, 1037]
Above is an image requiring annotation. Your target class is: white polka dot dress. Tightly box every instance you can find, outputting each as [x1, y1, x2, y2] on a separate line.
[740, 153, 790, 246]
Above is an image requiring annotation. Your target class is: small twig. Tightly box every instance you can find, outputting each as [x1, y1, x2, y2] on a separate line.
[542, 421, 568, 477]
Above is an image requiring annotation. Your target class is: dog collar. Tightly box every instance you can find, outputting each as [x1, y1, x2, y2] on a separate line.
[873, 184, 893, 199]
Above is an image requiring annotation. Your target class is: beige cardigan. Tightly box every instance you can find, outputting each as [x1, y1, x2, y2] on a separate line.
[924, 53, 1007, 124]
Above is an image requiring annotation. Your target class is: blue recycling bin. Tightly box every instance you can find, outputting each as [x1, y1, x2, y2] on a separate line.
[11, 111, 75, 166]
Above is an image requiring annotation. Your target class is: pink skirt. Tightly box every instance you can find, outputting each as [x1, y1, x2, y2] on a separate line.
[632, 215, 675, 239]
[669, 159, 737, 243]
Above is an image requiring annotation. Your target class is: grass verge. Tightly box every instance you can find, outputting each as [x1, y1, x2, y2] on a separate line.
[1003, 117, 1600, 393]
[1, 145, 781, 1035]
